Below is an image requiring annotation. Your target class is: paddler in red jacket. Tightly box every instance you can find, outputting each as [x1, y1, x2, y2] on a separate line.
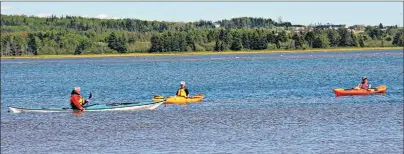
[70, 87, 89, 111]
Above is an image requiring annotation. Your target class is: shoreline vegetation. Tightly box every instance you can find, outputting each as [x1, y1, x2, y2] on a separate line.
[1, 47, 402, 59]
[2, 15, 404, 59]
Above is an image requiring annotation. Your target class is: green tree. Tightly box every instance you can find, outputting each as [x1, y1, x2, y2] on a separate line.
[107, 32, 118, 50]
[338, 29, 353, 46]
[107, 32, 127, 53]
[214, 39, 221, 51]
[27, 33, 39, 55]
[378, 23, 384, 29]
[358, 37, 365, 47]
[304, 31, 315, 48]
[292, 33, 305, 49]
[252, 32, 267, 50]
[327, 30, 341, 47]
[74, 38, 92, 55]
[312, 34, 330, 48]
[266, 31, 276, 44]
[242, 33, 251, 49]
[392, 32, 404, 46]
[186, 34, 196, 51]
[350, 31, 359, 47]
[10, 36, 23, 56]
[150, 34, 162, 52]
[276, 31, 287, 43]
[230, 38, 243, 51]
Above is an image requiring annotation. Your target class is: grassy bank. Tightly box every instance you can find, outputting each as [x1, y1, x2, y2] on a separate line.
[1, 47, 402, 60]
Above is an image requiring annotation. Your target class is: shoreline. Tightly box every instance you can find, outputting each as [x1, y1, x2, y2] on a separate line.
[1, 47, 402, 60]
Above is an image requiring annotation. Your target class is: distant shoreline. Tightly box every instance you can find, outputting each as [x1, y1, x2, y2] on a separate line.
[1, 47, 402, 60]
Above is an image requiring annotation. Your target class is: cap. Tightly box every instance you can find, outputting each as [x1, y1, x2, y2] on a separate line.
[180, 81, 185, 85]
[74, 87, 81, 91]
[362, 76, 367, 80]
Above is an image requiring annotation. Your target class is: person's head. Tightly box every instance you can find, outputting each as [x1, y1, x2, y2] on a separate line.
[180, 81, 185, 88]
[74, 87, 81, 94]
[362, 76, 367, 82]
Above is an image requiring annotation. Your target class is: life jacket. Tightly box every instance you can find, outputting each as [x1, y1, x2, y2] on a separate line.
[177, 88, 187, 97]
[78, 96, 86, 105]
[359, 82, 368, 89]
[70, 90, 86, 106]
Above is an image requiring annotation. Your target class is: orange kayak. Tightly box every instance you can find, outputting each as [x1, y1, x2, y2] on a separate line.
[332, 85, 387, 97]
[152, 94, 205, 105]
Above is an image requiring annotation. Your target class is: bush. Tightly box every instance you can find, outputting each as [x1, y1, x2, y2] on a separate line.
[301, 43, 310, 50]
[195, 44, 205, 51]
[267, 43, 277, 50]
[203, 42, 216, 51]
[128, 41, 151, 53]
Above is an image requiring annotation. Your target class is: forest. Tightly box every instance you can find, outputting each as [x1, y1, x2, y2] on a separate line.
[1, 14, 403, 56]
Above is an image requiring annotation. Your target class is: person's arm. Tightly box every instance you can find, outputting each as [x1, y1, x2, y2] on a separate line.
[82, 99, 89, 106]
[71, 95, 84, 111]
[176, 89, 180, 96]
[185, 88, 189, 97]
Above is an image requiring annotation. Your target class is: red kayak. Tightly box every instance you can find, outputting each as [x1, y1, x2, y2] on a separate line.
[332, 85, 387, 97]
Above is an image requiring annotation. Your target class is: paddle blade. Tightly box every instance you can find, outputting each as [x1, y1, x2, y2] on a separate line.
[376, 85, 387, 91]
[89, 92, 92, 99]
[153, 95, 165, 99]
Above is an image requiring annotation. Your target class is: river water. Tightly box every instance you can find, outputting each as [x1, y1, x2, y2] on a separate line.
[1, 50, 403, 153]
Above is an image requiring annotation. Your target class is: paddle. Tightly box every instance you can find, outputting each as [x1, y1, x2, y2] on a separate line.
[83, 92, 92, 107]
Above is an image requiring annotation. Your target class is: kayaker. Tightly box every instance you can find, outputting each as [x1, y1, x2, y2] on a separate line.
[176, 81, 189, 97]
[354, 76, 371, 90]
[70, 87, 89, 111]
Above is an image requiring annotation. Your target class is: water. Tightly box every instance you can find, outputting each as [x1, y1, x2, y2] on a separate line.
[1, 50, 403, 153]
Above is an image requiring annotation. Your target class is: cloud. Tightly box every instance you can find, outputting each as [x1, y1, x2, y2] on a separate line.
[37, 13, 52, 18]
[1, 6, 13, 11]
[95, 14, 108, 19]
[94, 14, 125, 19]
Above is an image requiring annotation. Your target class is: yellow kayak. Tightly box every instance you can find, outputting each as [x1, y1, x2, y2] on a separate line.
[152, 94, 205, 105]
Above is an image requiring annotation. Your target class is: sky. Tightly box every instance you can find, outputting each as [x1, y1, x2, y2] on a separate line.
[1, 2, 403, 26]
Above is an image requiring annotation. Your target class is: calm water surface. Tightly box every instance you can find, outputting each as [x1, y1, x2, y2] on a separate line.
[1, 50, 403, 153]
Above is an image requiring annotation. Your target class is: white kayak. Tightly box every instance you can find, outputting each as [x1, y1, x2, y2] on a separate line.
[8, 100, 164, 113]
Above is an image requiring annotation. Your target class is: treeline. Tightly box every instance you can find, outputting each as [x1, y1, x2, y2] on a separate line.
[1, 14, 403, 56]
[2, 15, 293, 33]
[149, 27, 404, 52]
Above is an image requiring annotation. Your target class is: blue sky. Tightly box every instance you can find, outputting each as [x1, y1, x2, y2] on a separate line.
[1, 2, 402, 26]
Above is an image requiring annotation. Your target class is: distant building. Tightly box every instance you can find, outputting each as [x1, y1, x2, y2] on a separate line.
[314, 24, 346, 30]
[305, 26, 313, 32]
[214, 23, 220, 28]
[348, 25, 365, 31]
[294, 27, 305, 33]
[294, 27, 305, 31]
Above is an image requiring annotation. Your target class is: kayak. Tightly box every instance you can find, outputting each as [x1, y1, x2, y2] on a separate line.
[332, 85, 387, 97]
[8, 100, 165, 113]
[152, 94, 205, 105]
